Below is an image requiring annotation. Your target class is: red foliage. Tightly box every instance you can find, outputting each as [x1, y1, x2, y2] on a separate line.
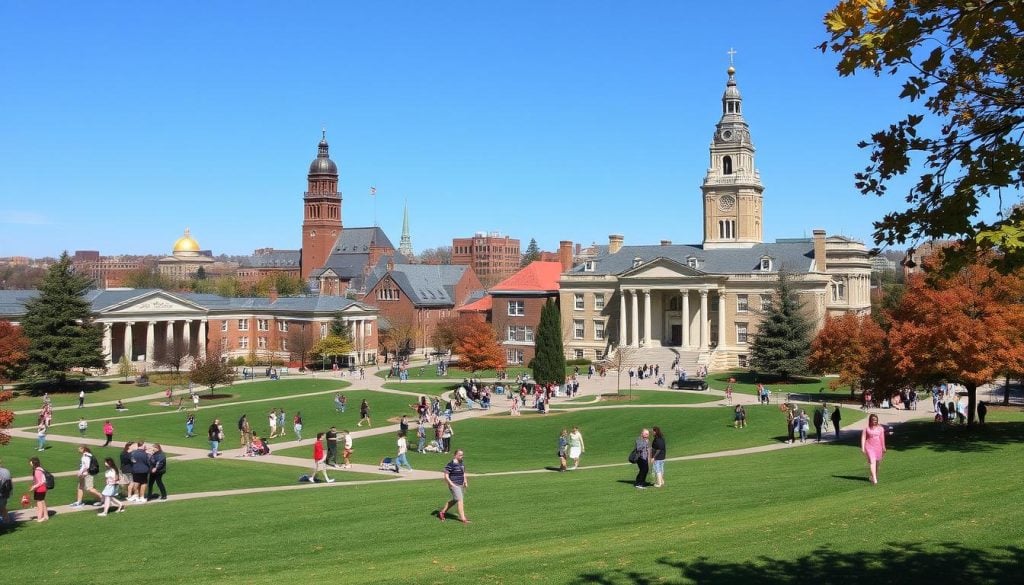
[0, 320, 29, 384]
[0, 390, 12, 445]
[454, 319, 506, 372]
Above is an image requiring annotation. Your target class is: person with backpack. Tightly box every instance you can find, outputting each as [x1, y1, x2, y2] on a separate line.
[27, 457, 49, 522]
[71, 445, 103, 508]
[0, 459, 12, 526]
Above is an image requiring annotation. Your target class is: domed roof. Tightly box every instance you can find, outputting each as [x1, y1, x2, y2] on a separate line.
[309, 131, 338, 176]
[173, 228, 200, 253]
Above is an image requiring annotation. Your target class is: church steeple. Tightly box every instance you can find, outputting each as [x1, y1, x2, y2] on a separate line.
[398, 199, 414, 258]
[701, 64, 764, 249]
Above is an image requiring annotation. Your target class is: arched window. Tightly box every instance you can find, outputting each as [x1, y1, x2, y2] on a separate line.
[723, 156, 733, 175]
[668, 296, 681, 311]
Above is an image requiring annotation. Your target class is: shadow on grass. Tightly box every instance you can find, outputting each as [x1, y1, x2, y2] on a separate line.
[17, 379, 111, 397]
[888, 420, 1024, 454]
[571, 543, 1024, 585]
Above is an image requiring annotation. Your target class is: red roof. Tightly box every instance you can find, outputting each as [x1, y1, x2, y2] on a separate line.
[489, 261, 563, 292]
[458, 295, 492, 313]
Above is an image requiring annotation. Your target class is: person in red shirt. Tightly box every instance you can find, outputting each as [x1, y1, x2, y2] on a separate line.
[308, 433, 335, 484]
[28, 457, 48, 522]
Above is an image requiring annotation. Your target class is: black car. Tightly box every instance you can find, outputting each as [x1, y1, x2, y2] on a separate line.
[670, 377, 708, 391]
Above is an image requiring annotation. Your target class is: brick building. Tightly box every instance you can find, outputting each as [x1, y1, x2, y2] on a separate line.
[451, 232, 520, 286]
[487, 261, 564, 365]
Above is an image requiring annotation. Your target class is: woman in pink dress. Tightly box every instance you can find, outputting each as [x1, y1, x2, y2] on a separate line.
[860, 414, 887, 484]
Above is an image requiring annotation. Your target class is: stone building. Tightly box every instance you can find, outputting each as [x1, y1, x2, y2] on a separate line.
[558, 66, 872, 372]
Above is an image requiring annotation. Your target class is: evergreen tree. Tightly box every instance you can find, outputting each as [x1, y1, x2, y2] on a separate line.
[749, 272, 811, 380]
[521, 238, 541, 267]
[21, 252, 105, 382]
[329, 312, 353, 342]
[532, 298, 566, 384]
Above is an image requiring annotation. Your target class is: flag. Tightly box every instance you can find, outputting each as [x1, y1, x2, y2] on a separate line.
[370, 186, 377, 197]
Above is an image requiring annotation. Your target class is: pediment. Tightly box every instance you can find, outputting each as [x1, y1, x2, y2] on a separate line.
[618, 257, 705, 279]
[99, 291, 207, 315]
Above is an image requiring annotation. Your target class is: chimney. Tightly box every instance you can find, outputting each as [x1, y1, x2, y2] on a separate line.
[558, 240, 573, 272]
[812, 229, 827, 272]
[268, 286, 278, 303]
[660, 240, 672, 246]
[575, 243, 581, 256]
[386, 257, 395, 272]
[608, 234, 624, 254]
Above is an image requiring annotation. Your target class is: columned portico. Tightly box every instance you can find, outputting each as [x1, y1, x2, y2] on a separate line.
[642, 289, 652, 347]
[681, 289, 690, 348]
[717, 290, 726, 348]
[699, 290, 709, 350]
[124, 322, 135, 363]
[197, 319, 207, 359]
[618, 291, 627, 346]
[146, 321, 156, 367]
[629, 289, 640, 348]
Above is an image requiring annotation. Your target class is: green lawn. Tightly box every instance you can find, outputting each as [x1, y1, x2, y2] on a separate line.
[373, 364, 585, 381]
[3, 409, 1020, 585]
[557, 389, 720, 406]
[0, 437, 127, 476]
[380, 381, 456, 395]
[6, 380, 172, 408]
[707, 370, 856, 401]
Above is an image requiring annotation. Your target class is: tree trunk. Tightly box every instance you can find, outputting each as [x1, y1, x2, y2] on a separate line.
[966, 382, 977, 427]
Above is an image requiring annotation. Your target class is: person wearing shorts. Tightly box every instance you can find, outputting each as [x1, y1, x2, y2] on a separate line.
[71, 445, 103, 507]
[438, 449, 469, 524]
[28, 457, 48, 522]
[734, 404, 746, 429]
[128, 442, 150, 502]
[342, 430, 353, 469]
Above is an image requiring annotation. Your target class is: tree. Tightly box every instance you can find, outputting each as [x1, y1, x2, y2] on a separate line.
[453, 318, 505, 372]
[887, 259, 1024, 425]
[808, 313, 890, 396]
[155, 337, 191, 383]
[379, 318, 416, 362]
[329, 312, 353, 341]
[0, 389, 12, 445]
[21, 252, 106, 382]
[532, 298, 566, 384]
[312, 335, 354, 366]
[189, 350, 235, 393]
[123, 268, 178, 290]
[431, 315, 461, 355]
[195, 266, 207, 280]
[287, 323, 318, 368]
[116, 355, 136, 383]
[521, 238, 541, 267]
[0, 320, 29, 387]
[820, 1, 1024, 271]
[749, 272, 812, 380]
[418, 246, 453, 265]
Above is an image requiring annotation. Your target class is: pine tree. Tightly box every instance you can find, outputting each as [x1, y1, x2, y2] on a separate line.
[329, 312, 353, 342]
[749, 272, 811, 380]
[21, 252, 106, 382]
[532, 299, 566, 384]
[521, 238, 541, 267]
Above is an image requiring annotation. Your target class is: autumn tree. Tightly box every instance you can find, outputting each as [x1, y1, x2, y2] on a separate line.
[431, 315, 461, 355]
[116, 355, 136, 383]
[521, 238, 541, 267]
[21, 252, 106, 383]
[0, 389, 12, 445]
[418, 246, 453, 265]
[532, 298, 566, 384]
[189, 349, 235, 394]
[887, 260, 1024, 425]
[287, 323, 318, 369]
[808, 313, 895, 397]
[821, 1, 1024, 271]
[749, 272, 812, 380]
[453, 318, 505, 372]
[154, 337, 190, 384]
[379, 318, 416, 362]
[312, 335, 354, 367]
[0, 320, 29, 387]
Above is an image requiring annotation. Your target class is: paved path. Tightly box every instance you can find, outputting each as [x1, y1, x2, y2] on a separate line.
[6, 366, 935, 523]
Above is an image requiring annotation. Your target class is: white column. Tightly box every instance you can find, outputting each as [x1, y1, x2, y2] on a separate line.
[360, 319, 367, 363]
[699, 289, 709, 351]
[629, 289, 639, 348]
[124, 322, 134, 362]
[198, 319, 207, 359]
[717, 290, 726, 348]
[642, 289, 652, 347]
[166, 320, 176, 353]
[146, 321, 156, 367]
[681, 289, 690, 348]
[618, 289, 627, 347]
[102, 323, 113, 366]
[183, 319, 192, 356]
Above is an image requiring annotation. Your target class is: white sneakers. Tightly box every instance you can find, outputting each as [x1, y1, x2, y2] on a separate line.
[326, 478, 336, 483]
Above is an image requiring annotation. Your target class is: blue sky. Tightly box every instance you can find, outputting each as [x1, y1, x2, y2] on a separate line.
[0, 1, 967, 258]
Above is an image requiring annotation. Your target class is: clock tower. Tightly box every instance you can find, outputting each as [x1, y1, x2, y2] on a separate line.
[701, 66, 764, 249]
[300, 131, 342, 279]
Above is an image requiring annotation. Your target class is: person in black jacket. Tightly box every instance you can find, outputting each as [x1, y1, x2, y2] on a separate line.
[128, 442, 150, 503]
[831, 406, 842, 436]
[813, 407, 825, 442]
[146, 444, 167, 501]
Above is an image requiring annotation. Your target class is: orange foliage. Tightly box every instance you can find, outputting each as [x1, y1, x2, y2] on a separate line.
[0, 320, 29, 384]
[454, 318, 506, 372]
[808, 313, 886, 393]
[0, 390, 12, 445]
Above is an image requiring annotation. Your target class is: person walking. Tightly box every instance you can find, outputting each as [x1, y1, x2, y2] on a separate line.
[239, 415, 253, 453]
[277, 409, 287, 437]
[813, 406, 825, 442]
[734, 404, 746, 428]
[632, 428, 651, 489]
[36, 422, 47, 452]
[831, 406, 842, 436]
[268, 409, 278, 439]
[557, 429, 569, 472]
[208, 419, 224, 458]
[27, 457, 49, 522]
[78, 389, 85, 409]
[342, 430, 353, 469]
[568, 426, 585, 470]
[441, 423, 454, 453]
[325, 427, 339, 467]
[395, 431, 413, 472]
[651, 426, 667, 488]
[185, 412, 196, 438]
[0, 459, 12, 526]
[308, 433, 335, 483]
[128, 442, 150, 503]
[118, 443, 132, 496]
[861, 414, 887, 484]
[438, 449, 469, 524]
[416, 422, 427, 453]
[146, 444, 168, 501]
[357, 399, 371, 427]
[293, 412, 304, 441]
[71, 445, 103, 507]
[97, 457, 125, 516]
[102, 421, 114, 447]
[978, 401, 988, 424]
[797, 410, 810, 443]
[786, 406, 796, 444]
[334, 393, 345, 414]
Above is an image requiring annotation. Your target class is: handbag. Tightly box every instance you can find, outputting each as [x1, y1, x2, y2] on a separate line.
[628, 449, 639, 464]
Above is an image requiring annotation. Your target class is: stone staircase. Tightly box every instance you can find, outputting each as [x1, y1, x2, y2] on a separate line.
[609, 346, 704, 374]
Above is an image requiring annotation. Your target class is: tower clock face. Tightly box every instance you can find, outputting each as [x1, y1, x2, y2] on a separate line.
[721, 129, 734, 141]
[719, 194, 736, 211]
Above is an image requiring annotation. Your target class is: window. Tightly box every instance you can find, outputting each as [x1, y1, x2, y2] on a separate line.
[718, 220, 736, 239]
[238, 319, 248, 331]
[573, 319, 585, 339]
[832, 280, 846, 301]
[280, 339, 288, 351]
[220, 321, 227, 332]
[760, 294, 772, 311]
[239, 336, 249, 349]
[594, 320, 605, 340]
[594, 293, 605, 310]
[723, 155, 733, 175]
[278, 321, 289, 332]
[508, 300, 525, 316]
[595, 350, 604, 360]
[738, 354, 748, 368]
[506, 325, 534, 343]
[320, 323, 327, 338]
[574, 349, 584, 359]
[584, 261, 595, 272]
[377, 287, 401, 301]
[574, 294, 584, 310]
[219, 338, 227, 350]
[257, 336, 267, 349]
[366, 322, 373, 336]
[737, 294, 748, 312]
[687, 257, 698, 269]
[257, 319, 269, 331]
[736, 323, 748, 344]
[760, 257, 773, 271]
[506, 349, 524, 365]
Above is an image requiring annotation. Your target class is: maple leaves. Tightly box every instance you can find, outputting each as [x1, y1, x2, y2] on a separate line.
[453, 318, 505, 372]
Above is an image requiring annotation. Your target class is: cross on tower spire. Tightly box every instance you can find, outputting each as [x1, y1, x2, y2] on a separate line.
[726, 47, 737, 66]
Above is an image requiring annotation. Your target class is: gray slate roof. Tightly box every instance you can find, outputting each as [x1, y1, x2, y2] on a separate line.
[365, 264, 469, 307]
[330, 227, 395, 255]
[570, 241, 816, 276]
[239, 250, 301, 268]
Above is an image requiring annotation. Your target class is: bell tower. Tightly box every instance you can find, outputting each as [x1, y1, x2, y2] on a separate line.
[300, 130, 342, 279]
[701, 65, 764, 249]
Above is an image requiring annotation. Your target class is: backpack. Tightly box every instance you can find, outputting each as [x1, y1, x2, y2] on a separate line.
[87, 454, 100, 475]
[0, 477, 12, 499]
[42, 468, 56, 490]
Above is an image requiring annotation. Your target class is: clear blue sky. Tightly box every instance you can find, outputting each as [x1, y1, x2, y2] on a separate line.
[0, 1, 966, 258]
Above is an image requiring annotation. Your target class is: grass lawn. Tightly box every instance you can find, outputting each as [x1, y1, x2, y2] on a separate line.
[373, 364, 586, 381]
[308, 405, 866, 473]
[3, 410, 1020, 584]
[380, 382, 456, 395]
[0, 437, 128, 476]
[557, 390, 720, 406]
[6, 381, 172, 408]
[707, 370, 857, 402]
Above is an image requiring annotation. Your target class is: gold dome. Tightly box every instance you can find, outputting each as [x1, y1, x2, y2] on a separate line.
[173, 228, 201, 253]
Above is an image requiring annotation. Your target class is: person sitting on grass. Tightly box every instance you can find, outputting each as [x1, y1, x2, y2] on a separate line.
[115, 400, 127, 411]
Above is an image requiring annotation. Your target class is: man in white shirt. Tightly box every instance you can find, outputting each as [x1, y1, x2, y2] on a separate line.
[70, 445, 103, 507]
[78, 390, 85, 408]
[395, 431, 413, 472]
